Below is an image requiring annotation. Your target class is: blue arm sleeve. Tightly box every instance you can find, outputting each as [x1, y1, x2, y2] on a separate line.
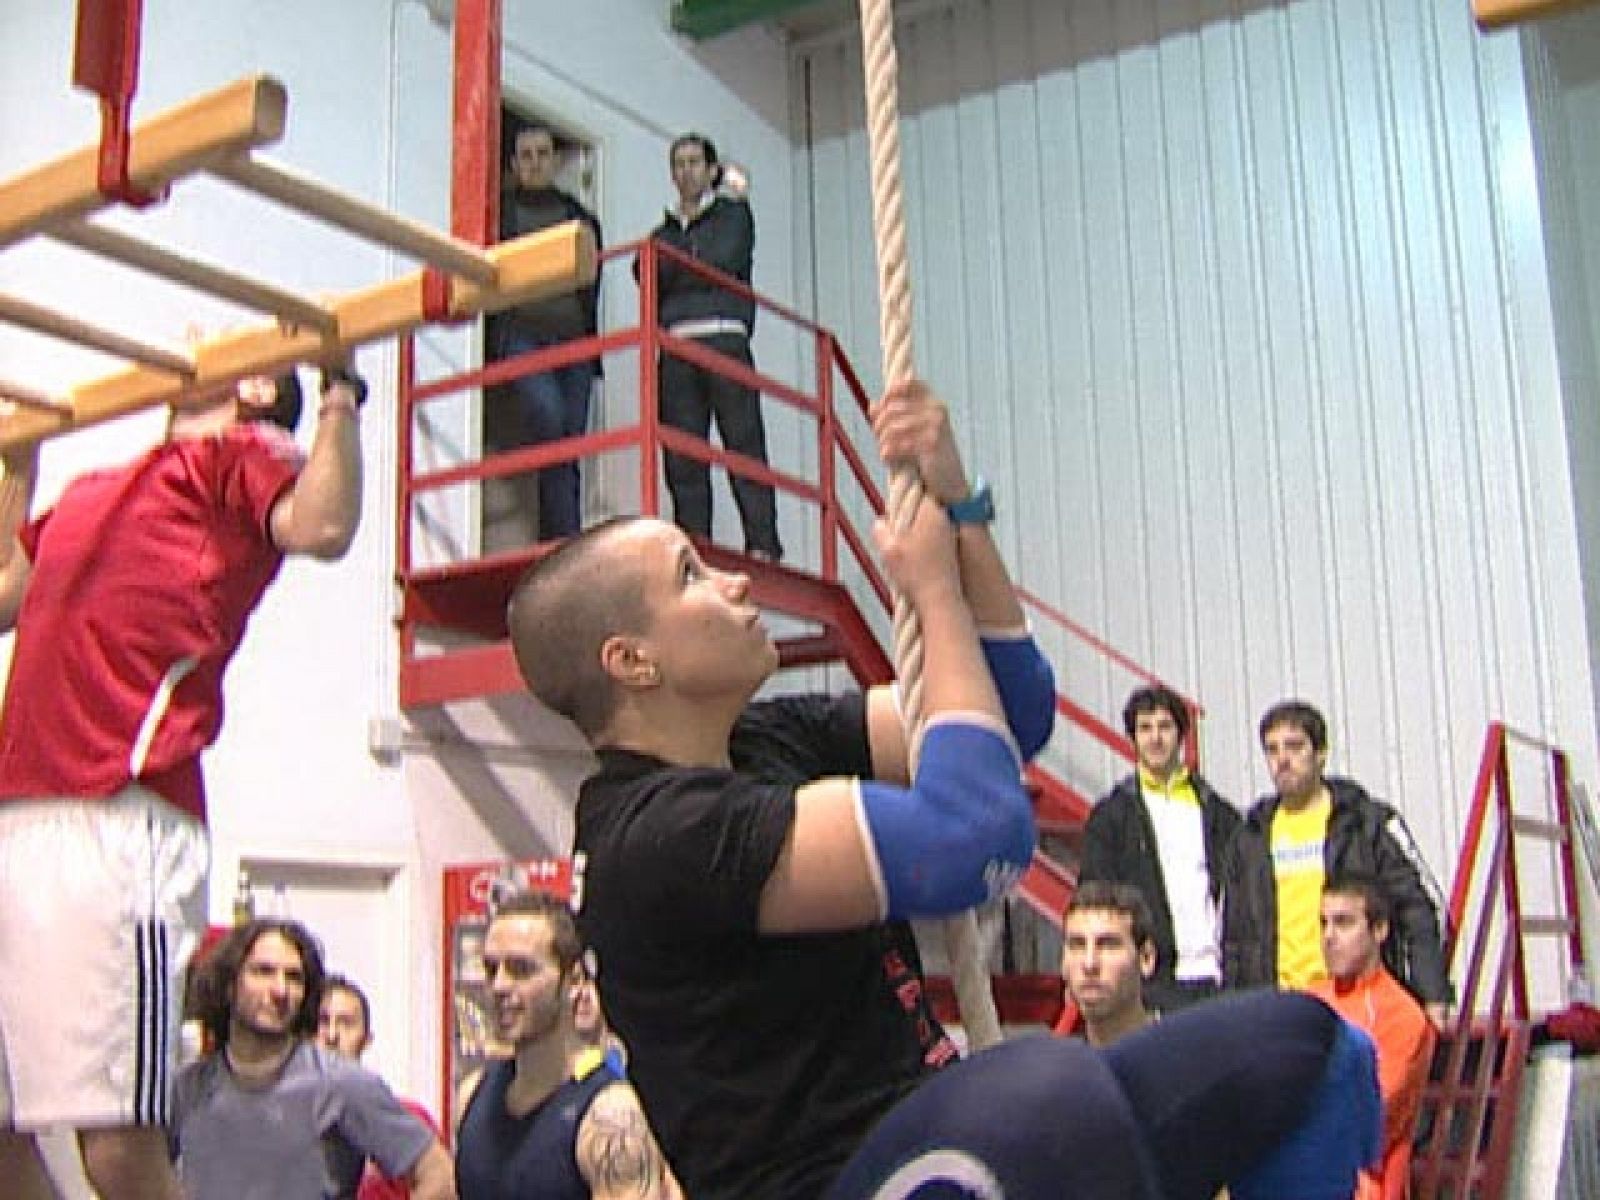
[859, 718, 1037, 919]
[1231, 1020, 1382, 1200]
[981, 633, 1056, 761]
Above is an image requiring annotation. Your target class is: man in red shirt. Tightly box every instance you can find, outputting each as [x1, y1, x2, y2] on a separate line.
[317, 973, 448, 1200]
[1307, 873, 1438, 1200]
[0, 364, 366, 1200]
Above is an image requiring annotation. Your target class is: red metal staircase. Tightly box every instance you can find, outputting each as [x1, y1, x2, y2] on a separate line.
[1410, 723, 1587, 1199]
[394, 237, 1204, 1017]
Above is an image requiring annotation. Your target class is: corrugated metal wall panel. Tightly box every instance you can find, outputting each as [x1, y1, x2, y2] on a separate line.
[794, 0, 1600, 881]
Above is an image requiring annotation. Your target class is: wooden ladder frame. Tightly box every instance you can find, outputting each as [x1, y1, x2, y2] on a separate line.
[0, 73, 595, 449]
[1472, 0, 1600, 28]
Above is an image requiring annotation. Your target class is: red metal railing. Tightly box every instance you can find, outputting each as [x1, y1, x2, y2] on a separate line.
[1412, 721, 1584, 1199]
[394, 234, 1204, 949]
[398, 235, 1200, 703]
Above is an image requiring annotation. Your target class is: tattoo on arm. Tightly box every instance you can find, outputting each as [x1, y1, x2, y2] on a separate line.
[577, 1084, 671, 1199]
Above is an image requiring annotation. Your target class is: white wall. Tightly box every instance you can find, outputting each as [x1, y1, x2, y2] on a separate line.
[794, 0, 1600, 943]
[1522, 9, 1600, 972]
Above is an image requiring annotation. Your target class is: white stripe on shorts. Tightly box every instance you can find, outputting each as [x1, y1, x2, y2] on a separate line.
[135, 919, 171, 1125]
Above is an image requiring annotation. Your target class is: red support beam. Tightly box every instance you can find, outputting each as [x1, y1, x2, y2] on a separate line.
[424, 0, 502, 322]
[638, 239, 661, 518]
[815, 330, 839, 581]
[451, 0, 501, 246]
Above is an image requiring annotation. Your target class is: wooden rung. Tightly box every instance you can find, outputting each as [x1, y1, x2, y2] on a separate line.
[1509, 815, 1565, 841]
[0, 293, 195, 376]
[53, 221, 338, 334]
[211, 157, 498, 285]
[0, 219, 596, 450]
[0, 75, 286, 250]
[0, 380, 72, 416]
[1473, 0, 1598, 27]
[1521, 916, 1576, 936]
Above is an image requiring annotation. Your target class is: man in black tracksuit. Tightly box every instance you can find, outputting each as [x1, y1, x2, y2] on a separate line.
[1079, 685, 1240, 1012]
[645, 133, 782, 561]
[1221, 700, 1453, 1024]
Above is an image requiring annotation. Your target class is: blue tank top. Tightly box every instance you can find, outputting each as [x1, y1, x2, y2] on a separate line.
[455, 1059, 621, 1200]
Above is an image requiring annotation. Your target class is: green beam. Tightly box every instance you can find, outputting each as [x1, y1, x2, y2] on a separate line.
[671, 0, 828, 40]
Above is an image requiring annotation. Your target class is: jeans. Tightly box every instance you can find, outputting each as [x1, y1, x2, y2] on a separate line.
[657, 331, 782, 559]
[494, 326, 596, 540]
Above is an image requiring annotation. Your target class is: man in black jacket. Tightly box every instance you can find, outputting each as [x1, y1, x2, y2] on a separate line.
[646, 133, 782, 561]
[1079, 685, 1239, 1012]
[1222, 699, 1452, 1026]
[490, 123, 603, 541]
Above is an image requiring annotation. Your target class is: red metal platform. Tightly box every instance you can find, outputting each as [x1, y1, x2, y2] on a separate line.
[392, 237, 1203, 952]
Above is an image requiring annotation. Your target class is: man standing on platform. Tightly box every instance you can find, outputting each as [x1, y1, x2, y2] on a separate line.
[646, 132, 782, 562]
[491, 123, 604, 542]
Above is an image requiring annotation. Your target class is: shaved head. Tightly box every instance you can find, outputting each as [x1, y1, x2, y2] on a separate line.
[507, 519, 652, 740]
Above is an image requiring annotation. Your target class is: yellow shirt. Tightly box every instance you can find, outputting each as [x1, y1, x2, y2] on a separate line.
[1271, 794, 1331, 988]
[1137, 763, 1197, 804]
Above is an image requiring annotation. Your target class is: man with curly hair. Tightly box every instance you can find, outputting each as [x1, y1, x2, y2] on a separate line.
[172, 919, 454, 1200]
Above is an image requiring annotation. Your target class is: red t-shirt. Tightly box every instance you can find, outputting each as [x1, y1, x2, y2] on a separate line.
[0, 424, 301, 821]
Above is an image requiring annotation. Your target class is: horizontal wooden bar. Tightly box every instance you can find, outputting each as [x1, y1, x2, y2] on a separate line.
[1509, 814, 1565, 841]
[0, 292, 194, 375]
[212, 157, 498, 284]
[0, 379, 71, 415]
[1473, 0, 1598, 27]
[0, 75, 287, 249]
[0, 219, 596, 449]
[54, 220, 337, 332]
[1521, 916, 1576, 937]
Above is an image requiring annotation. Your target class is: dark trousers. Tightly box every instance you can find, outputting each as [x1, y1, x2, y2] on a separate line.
[495, 326, 596, 540]
[825, 990, 1373, 1200]
[658, 332, 782, 559]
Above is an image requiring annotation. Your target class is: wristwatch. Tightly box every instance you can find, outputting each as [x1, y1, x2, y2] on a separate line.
[945, 478, 995, 526]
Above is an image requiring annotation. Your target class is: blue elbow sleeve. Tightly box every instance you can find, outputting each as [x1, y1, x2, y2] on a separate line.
[1232, 1020, 1382, 1200]
[860, 718, 1037, 920]
[981, 634, 1056, 761]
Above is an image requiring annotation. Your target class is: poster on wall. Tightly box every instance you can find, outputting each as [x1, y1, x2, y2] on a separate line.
[440, 857, 572, 1131]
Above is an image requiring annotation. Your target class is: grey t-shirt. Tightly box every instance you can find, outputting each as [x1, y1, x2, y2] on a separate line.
[171, 1042, 432, 1199]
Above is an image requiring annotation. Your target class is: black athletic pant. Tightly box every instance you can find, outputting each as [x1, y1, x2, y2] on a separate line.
[658, 331, 782, 559]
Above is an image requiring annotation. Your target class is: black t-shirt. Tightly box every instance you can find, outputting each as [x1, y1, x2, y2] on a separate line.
[574, 693, 955, 1200]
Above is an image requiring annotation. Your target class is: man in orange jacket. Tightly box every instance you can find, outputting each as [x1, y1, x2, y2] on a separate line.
[1308, 873, 1438, 1199]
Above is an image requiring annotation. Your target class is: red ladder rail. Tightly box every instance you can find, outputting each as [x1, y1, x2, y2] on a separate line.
[1412, 722, 1583, 1199]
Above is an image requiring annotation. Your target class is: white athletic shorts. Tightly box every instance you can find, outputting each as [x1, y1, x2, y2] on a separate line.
[0, 788, 209, 1130]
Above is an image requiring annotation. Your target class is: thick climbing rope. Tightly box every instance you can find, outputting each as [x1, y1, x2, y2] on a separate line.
[857, 0, 1004, 1052]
